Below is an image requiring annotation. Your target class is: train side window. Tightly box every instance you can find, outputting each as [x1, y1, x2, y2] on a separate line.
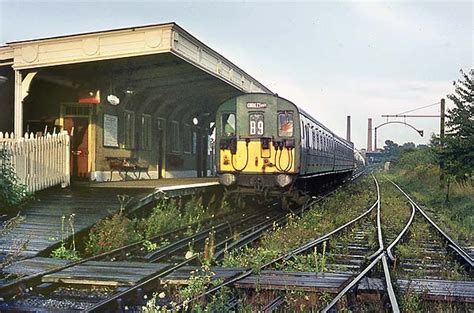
[249, 112, 264, 136]
[305, 124, 310, 149]
[301, 121, 305, 140]
[316, 133, 319, 150]
[222, 113, 236, 137]
[278, 112, 293, 137]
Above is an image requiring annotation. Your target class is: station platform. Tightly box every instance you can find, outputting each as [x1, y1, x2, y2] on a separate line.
[0, 177, 220, 258]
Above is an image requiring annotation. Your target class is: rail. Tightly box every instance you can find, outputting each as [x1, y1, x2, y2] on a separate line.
[389, 178, 473, 267]
[179, 173, 378, 309]
[322, 176, 400, 312]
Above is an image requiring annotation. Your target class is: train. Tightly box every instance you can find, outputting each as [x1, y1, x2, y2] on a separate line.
[216, 93, 355, 204]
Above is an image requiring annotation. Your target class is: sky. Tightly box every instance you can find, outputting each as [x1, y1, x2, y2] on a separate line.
[0, 0, 472, 149]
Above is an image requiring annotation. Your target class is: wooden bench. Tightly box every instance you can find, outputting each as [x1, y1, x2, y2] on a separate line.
[106, 157, 151, 181]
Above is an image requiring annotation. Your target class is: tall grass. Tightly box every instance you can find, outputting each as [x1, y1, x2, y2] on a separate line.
[388, 149, 473, 242]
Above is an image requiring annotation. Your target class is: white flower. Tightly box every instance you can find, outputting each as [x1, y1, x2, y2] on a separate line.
[158, 292, 166, 298]
[185, 251, 194, 259]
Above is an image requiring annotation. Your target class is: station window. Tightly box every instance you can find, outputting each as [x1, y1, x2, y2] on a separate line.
[170, 121, 180, 153]
[183, 124, 192, 153]
[123, 110, 135, 149]
[222, 113, 236, 136]
[140, 114, 152, 150]
[249, 113, 264, 136]
[278, 111, 293, 137]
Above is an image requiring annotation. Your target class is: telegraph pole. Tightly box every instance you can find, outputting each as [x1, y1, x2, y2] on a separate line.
[440, 98, 445, 189]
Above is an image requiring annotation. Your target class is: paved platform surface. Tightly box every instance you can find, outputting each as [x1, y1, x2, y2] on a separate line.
[0, 186, 149, 258]
[85, 177, 218, 189]
[0, 177, 219, 258]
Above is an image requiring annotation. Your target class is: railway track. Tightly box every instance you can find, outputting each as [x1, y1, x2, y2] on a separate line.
[0, 203, 282, 311]
[164, 173, 472, 312]
[0, 169, 366, 311]
[170, 173, 378, 311]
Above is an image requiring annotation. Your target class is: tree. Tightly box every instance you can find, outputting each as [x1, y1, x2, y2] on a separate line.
[443, 69, 474, 179]
[383, 139, 400, 159]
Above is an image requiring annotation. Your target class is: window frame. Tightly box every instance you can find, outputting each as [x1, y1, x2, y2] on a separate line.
[123, 110, 135, 149]
[140, 114, 152, 151]
[221, 112, 236, 137]
[183, 123, 192, 154]
[277, 111, 294, 137]
[170, 120, 180, 153]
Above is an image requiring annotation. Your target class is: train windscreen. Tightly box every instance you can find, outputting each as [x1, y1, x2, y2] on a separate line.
[278, 112, 294, 137]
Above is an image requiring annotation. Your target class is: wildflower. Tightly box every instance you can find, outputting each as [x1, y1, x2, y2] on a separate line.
[158, 292, 166, 298]
[185, 251, 194, 259]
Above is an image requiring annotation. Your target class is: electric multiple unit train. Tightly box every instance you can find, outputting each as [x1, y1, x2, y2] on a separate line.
[216, 93, 354, 202]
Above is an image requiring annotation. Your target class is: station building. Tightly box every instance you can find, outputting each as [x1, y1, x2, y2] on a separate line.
[0, 23, 271, 181]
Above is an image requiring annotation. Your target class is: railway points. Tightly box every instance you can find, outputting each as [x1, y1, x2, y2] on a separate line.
[1, 167, 471, 311]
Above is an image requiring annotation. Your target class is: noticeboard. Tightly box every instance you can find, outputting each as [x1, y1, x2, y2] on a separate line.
[103, 114, 119, 147]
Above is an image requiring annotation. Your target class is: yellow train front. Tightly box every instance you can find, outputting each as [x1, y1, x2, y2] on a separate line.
[216, 93, 354, 202]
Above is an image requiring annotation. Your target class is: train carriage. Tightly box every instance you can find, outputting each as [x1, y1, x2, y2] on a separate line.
[216, 93, 354, 202]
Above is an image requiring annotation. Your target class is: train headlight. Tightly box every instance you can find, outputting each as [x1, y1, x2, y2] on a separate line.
[219, 173, 236, 186]
[276, 174, 293, 187]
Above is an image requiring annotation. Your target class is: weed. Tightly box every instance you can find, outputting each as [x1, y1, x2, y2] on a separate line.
[85, 210, 140, 255]
[142, 240, 159, 252]
[50, 213, 80, 261]
[179, 265, 215, 302]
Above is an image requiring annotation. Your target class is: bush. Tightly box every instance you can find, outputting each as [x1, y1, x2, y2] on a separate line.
[85, 209, 141, 255]
[0, 148, 31, 208]
[136, 199, 182, 239]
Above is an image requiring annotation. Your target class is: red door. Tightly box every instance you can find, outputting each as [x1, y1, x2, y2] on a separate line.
[63, 117, 89, 178]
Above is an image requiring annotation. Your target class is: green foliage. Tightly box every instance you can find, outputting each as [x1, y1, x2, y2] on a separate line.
[136, 199, 182, 239]
[179, 265, 216, 302]
[388, 154, 473, 241]
[50, 243, 80, 261]
[392, 146, 438, 171]
[223, 176, 376, 269]
[84, 195, 228, 256]
[283, 243, 329, 272]
[50, 214, 81, 261]
[400, 287, 423, 312]
[142, 240, 159, 252]
[444, 68, 474, 179]
[0, 148, 31, 208]
[85, 209, 141, 255]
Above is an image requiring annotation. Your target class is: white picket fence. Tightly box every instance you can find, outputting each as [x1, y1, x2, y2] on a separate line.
[0, 131, 70, 192]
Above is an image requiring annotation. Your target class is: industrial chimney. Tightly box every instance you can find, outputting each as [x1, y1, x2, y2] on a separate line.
[367, 118, 373, 151]
[346, 116, 351, 142]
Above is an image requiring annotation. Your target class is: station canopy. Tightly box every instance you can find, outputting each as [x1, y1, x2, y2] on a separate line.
[0, 22, 271, 126]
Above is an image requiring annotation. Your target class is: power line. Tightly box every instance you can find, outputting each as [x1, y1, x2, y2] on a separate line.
[397, 102, 440, 115]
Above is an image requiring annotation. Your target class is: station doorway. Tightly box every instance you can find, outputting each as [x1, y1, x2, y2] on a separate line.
[61, 104, 92, 179]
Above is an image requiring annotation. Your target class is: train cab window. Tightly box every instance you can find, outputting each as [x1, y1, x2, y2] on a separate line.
[249, 113, 264, 136]
[278, 112, 293, 137]
[222, 113, 236, 137]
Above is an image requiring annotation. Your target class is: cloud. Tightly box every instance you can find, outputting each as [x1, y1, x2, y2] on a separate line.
[352, 1, 439, 40]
